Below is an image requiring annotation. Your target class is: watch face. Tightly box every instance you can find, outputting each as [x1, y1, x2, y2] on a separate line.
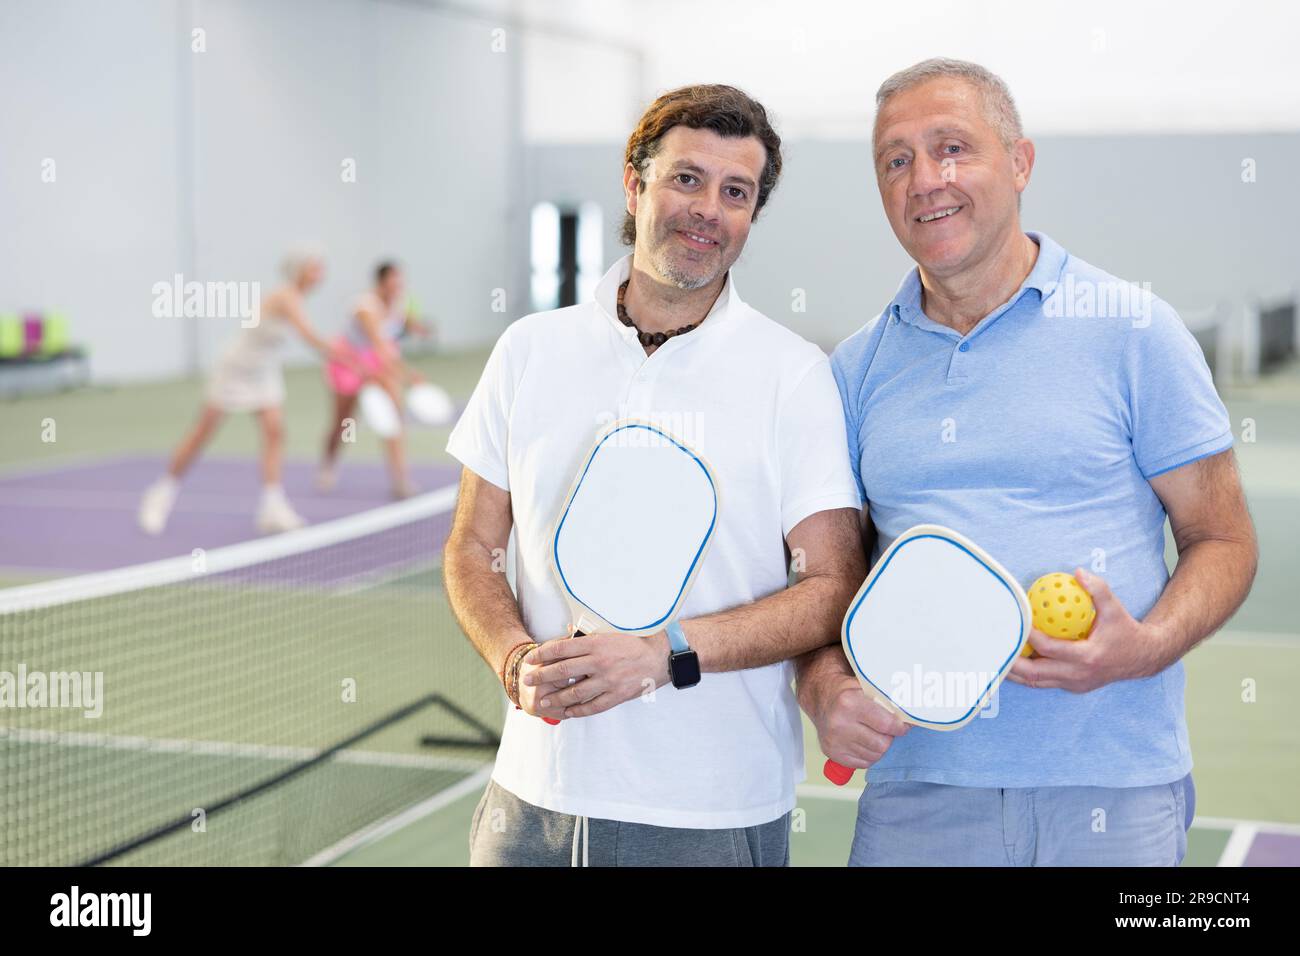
[670, 651, 701, 688]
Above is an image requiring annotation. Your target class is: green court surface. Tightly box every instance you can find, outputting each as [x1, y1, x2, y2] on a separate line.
[0, 349, 489, 480]
[2, 351, 1297, 866]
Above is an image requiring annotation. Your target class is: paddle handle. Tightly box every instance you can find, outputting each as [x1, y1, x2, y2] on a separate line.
[823, 759, 856, 786]
[541, 628, 586, 725]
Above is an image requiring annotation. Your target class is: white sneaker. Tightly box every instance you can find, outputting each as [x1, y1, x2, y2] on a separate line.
[138, 477, 178, 535]
[256, 496, 307, 534]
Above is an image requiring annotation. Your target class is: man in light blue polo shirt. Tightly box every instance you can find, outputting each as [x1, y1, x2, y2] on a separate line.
[796, 58, 1259, 866]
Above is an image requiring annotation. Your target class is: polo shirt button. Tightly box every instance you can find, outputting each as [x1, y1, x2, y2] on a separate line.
[959, 342, 971, 352]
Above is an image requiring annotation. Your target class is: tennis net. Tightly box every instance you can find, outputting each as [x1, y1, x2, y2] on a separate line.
[0, 486, 503, 866]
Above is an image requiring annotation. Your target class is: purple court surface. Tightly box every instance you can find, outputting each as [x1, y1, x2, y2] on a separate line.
[1241, 832, 1300, 867]
[0, 455, 461, 579]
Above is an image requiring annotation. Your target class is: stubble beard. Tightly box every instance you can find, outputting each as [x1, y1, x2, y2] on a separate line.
[647, 222, 726, 291]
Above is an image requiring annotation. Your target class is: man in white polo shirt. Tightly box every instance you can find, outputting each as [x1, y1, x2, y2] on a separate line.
[443, 84, 865, 866]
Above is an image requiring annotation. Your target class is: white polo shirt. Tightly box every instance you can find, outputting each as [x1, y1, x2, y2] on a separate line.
[447, 254, 860, 828]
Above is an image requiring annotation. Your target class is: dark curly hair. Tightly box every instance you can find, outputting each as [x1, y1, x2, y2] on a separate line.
[621, 84, 783, 246]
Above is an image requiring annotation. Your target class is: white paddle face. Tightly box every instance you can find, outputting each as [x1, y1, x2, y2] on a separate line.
[552, 420, 717, 636]
[842, 525, 1029, 730]
[359, 384, 401, 438]
[407, 383, 456, 427]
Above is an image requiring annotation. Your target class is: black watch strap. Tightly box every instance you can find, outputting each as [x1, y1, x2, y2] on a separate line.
[666, 622, 701, 689]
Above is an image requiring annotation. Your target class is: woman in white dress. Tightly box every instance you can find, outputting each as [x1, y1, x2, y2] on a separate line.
[139, 247, 351, 535]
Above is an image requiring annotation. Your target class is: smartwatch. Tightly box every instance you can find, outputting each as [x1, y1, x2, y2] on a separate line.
[665, 621, 700, 689]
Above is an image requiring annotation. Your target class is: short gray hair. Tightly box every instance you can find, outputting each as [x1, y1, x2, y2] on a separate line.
[281, 242, 326, 281]
[874, 58, 1023, 152]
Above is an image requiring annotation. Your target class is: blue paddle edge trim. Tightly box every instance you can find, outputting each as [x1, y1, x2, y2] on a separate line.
[553, 422, 718, 634]
[843, 531, 1026, 727]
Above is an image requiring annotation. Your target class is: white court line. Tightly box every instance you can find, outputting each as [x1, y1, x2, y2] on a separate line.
[1217, 824, 1260, 867]
[0, 556, 440, 593]
[0, 453, 138, 482]
[302, 764, 494, 867]
[1205, 630, 1300, 649]
[0, 565, 74, 584]
[0, 726, 486, 775]
[796, 783, 861, 802]
[1193, 815, 1300, 836]
[0, 486, 399, 515]
[797, 784, 1300, 835]
[331, 558, 443, 597]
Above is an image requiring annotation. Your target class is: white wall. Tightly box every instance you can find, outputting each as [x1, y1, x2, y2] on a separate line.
[191, 0, 522, 368]
[526, 132, 1300, 350]
[0, 0, 191, 382]
[505, 0, 1300, 138]
[188, 0, 373, 370]
[4, 0, 1295, 382]
[0, 0, 632, 384]
[369, 0, 519, 352]
[521, 31, 640, 144]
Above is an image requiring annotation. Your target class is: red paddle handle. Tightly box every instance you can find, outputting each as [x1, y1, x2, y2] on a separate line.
[542, 628, 587, 725]
[823, 758, 856, 786]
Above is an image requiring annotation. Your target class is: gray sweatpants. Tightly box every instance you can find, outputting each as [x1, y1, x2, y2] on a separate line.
[468, 779, 791, 867]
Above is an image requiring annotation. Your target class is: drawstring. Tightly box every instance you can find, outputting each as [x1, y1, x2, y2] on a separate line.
[570, 815, 589, 867]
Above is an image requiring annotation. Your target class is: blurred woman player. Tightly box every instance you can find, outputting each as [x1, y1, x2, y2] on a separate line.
[138, 246, 355, 535]
[318, 261, 429, 498]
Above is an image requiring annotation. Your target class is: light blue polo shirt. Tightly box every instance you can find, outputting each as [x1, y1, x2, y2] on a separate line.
[830, 231, 1233, 788]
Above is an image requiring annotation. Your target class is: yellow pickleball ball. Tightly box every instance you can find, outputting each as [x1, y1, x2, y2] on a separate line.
[1023, 573, 1095, 656]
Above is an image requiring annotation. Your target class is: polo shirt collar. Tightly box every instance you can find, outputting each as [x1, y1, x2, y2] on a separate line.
[594, 254, 739, 343]
[887, 231, 1070, 329]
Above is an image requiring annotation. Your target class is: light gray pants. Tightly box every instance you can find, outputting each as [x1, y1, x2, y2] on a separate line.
[469, 779, 791, 867]
[849, 777, 1193, 866]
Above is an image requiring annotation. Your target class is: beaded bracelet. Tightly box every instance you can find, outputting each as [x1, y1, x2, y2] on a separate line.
[504, 642, 537, 707]
[499, 640, 531, 688]
[509, 644, 534, 707]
